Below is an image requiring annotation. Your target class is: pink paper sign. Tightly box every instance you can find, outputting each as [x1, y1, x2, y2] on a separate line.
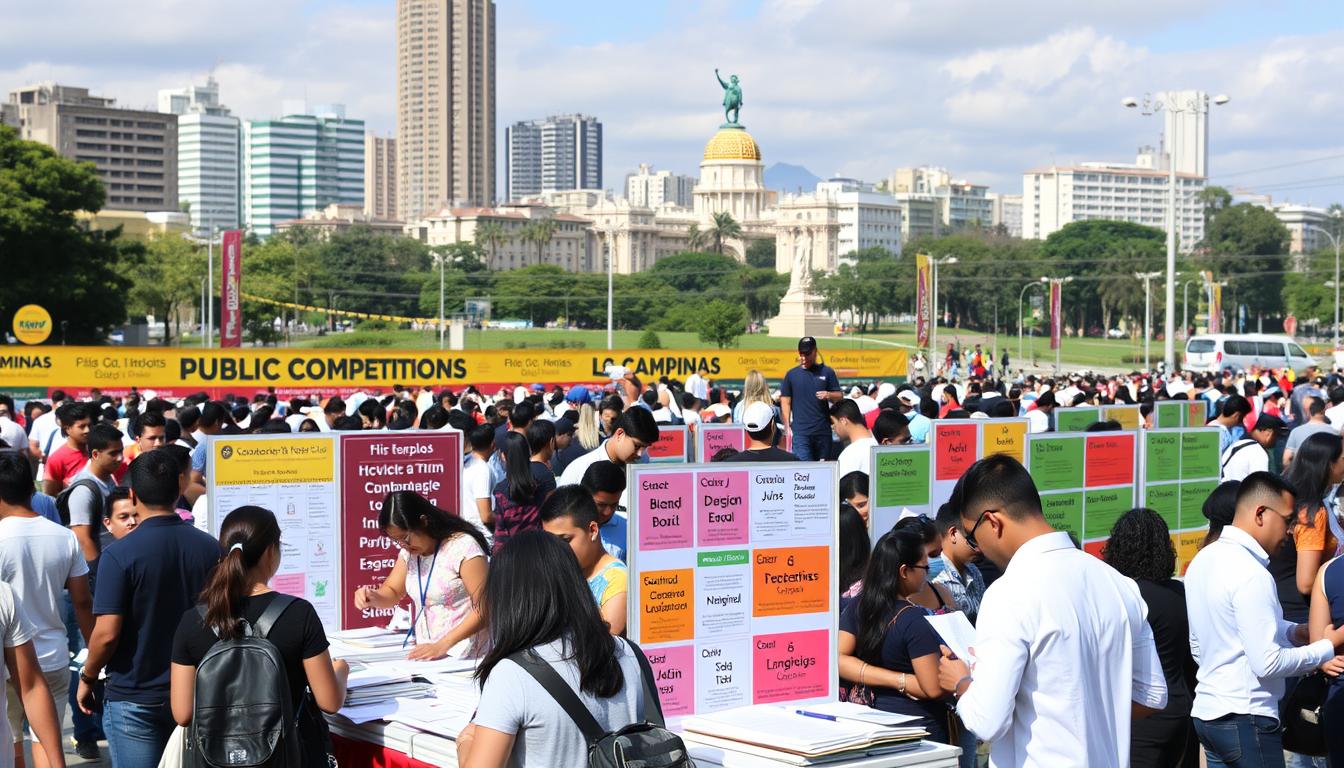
[272, 572, 306, 598]
[638, 472, 694, 550]
[644, 644, 695, 716]
[701, 426, 746, 461]
[697, 471, 749, 547]
[752, 629, 830, 704]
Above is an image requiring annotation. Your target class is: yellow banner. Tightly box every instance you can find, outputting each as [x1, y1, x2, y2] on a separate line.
[0, 347, 909, 392]
[212, 436, 335, 485]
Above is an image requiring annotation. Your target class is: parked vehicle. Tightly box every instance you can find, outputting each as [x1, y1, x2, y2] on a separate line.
[1184, 333, 1317, 374]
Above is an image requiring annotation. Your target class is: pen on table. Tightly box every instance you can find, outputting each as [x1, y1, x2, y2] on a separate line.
[795, 709, 837, 722]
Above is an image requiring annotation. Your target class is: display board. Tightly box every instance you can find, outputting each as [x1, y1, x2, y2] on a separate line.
[868, 444, 933, 536]
[1154, 400, 1209, 429]
[208, 434, 342, 628]
[627, 462, 838, 722]
[1054, 406, 1102, 433]
[648, 424, 691, 463]
[928, 419, 1029, 507]
[1101, 404, 1143, 430]
[1025, 430, 1139, 555]
[339, 431, 462, 630]
[696, 423, 747, 462]
[1140, 428, 1221, 573]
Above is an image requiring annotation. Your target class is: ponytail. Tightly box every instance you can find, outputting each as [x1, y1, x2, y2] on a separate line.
[200, 505, 282, 639]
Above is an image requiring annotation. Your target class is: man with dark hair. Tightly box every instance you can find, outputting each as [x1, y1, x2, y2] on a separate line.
[557, 408, 659, 488]
[1186, 472, 1344, 764]
[43, 402, 93, 496]
[727, 401, 798, 463]
[188, 401, 229, 488]
[832, 399, 876, 476]
[1221, 414, 1285, 482]
[1283, 396, 1336, 467]
[780, 336, 842, 461]
[1026, 390, 1056, 434]
[937, 454, 1166, 766]
[60, 423, 125, 564]
[896, 389, 932, 444]
[461, 424, 496, 543]
[130, 408, 167, 461]
[0, 395, 27, 457]
[539, 485, 628, 635]
[930, 501, 985, 624]
[77, 451, 219, 765]
[1210, 394, 1253, 454]
[872, 410, 912, 446]
[322, 396, 346, 430]
[173, 404, 201, 448]
[580, 460, 629, 560]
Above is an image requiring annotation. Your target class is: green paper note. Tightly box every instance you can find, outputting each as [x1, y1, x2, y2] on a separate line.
[1144, 483, 1180, 531]
[1180, 480, 1221, 530]
[1181, 431, 1221, 480]
[1029, 436, 1085, 492]
[1145, 432, 1181, 484]
[1041, 491, 1084, 543]
[1055, 407, 1102, 434]
[1084, 487, 1133, 540]
[874, 449, 931, 508]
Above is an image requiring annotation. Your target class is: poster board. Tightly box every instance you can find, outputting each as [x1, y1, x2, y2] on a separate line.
[627, 462, 838, 723]
[1153, 401, 1209, 429]
[696, 423, 747, 463]
[1054, 406, 1102, 433]
[208, 433, 342, 628]
[339, 431, 462, 630]
[648, 424, 691, 463]
[1101, 404, 1143, 430]
[868, 444, 933, 537]
[1141, 428, 1220, 573]
[928, 419, 1029, 507]
[1025, 430, 1139, 555]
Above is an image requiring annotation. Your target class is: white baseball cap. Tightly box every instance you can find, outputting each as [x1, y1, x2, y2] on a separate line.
[743, 401, 776, 432]
[897, 390, 921, 407]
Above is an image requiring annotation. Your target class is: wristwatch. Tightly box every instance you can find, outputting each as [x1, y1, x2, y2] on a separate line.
[79, 670, 98, 686]
[952, 675, 973, 699]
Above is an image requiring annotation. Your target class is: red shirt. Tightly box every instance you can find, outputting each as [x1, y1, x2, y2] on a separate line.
[45, 444, 89, 490]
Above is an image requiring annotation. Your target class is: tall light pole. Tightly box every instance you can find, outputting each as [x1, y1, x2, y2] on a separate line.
[1135, 271, 1163, 370]
[1180, 279, 1198, 343]
[1043, 276, 1074, 375]
[601, 228, 615, 350]
[1018, 278, 1047, 368]
[1123, 91, 1230, 371]
[432, 253, 446, 350]
[1307, 225, 1343, 348]
[929, 255, 958, 372]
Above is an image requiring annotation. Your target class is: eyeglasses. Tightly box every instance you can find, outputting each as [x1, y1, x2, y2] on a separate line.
[1259, 505, 1300, 528]
[962, 511, 991, 551]
[388, 531, 413, 549]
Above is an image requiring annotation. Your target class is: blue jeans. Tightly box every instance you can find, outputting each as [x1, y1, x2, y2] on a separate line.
[792, 432, 831, 462]
[64, 592, 103, 743]
[104, 699, 175, 767]
[1194, 714, 1285, 768]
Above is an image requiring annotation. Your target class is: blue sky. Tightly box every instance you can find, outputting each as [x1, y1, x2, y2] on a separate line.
[4, 0, 1344, 205]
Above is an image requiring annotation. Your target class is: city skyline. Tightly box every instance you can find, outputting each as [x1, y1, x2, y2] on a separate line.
[4, 0, 1343, 204]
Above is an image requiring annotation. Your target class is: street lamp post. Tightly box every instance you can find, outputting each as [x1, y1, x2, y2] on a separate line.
[602, 228, 615, 350]
[930, 256, 958, 373]
[1123, 91, 1230, 371]
[433, 253, 446, 350]
[1018, 278, 1048, 369]
[1180, 279, 1199, 343]
[1135, 271, 1163, 371]
[1307, 226, 1343, 348]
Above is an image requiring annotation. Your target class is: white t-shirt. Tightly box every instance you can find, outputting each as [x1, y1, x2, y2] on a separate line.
[1220, 439, 1269, 482]
[0, 516, 87, 672]
[0, 417, 27, 454]
[1027, 409, 1051, 434]
[0, 580, 37, 768]
[557, 444, 614, 488]
[460, 454, 494, 543]
[1326, 403, 1344, 430]
[837, 436, 877, 478]
[29, 410, 59, 457]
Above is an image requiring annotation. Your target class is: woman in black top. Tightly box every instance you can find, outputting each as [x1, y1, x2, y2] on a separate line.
[170, 506, 349, 730]
[1103, 508, 1198, 768]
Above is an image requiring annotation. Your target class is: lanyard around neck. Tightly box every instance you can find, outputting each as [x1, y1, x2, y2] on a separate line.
[402, 546, 439, 648]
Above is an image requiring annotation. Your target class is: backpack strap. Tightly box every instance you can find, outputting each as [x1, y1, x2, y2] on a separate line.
[508, 650, 607, 745]
[1220, 439, 1257, 472]
[621, 638, 666, 727]
[253, 593, 297, 639]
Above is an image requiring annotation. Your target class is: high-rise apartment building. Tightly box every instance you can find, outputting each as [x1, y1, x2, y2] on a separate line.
[158, 77, 241, 235]
[364, 134, 398, 220]
[397, 0, 496, 219]
[9, 83, 178, 212]
[990, 193, 1023, 238]
[243, 102, 364, 236]
[813, 178, 903, 260]
[505, 114, 602, 200]
[887, 166, 994, 229]
[626, 164, 696, 208]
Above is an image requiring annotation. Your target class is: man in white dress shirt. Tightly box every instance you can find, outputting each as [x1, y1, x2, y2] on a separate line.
[1185, 472, 1344, 767]
[937, 454, 1167, 768]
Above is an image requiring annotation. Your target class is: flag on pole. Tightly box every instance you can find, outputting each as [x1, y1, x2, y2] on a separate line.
[1049, 280, 1062, 350]
[221, 230, 243, 348]
[915, 253, 932, 348]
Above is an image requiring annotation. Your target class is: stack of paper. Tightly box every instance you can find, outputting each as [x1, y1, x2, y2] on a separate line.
[681, 705, 926, 766]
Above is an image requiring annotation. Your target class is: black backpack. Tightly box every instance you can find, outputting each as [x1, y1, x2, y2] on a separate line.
[509, 640, 693, 768]
[54, 478, 104, 529]
[186, 595, 302, 768]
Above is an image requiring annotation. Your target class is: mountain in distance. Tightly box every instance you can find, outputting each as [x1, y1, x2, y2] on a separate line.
[764, 162, 821, 194]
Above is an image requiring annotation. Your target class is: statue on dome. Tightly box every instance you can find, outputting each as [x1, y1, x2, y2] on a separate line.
[715, 69, 742, 127]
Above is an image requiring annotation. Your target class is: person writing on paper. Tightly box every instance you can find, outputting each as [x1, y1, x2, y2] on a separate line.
[838, 528, 954, 745]
[540, 487, 628, 636]
[353, 491, 489, 660]
[456, 531, 653, 768]
[936, 455, 1167, 768]
[171, 506, 349, 731]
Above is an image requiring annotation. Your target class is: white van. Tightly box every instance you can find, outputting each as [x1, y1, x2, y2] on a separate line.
[1184, 333, 1317, 374]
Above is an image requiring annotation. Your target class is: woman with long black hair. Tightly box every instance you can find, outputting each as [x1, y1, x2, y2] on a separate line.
[457, 530, 652, 768]
[170, 506, 348, 759]
[490, 431, 556, 554]
[1283, 432, 1344, 596]
[837, 528, 951, 743]
[353, 491, 489, 660]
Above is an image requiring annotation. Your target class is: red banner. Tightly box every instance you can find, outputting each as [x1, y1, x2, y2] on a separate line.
[915, 253, 932, 348]
[221, 230, 243, 348]
[1049, 280, 1062, 351]
[339, 431, 462, 630]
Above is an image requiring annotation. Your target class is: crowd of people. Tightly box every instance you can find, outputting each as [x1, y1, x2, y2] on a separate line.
[5, 334, 1344, 767]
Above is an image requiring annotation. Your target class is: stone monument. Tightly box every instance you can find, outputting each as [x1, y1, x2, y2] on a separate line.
[769, 225, 837, 339]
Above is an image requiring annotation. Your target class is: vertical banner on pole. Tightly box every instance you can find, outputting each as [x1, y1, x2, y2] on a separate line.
[1210, 283, 1223, 335]
[1049, 280, 1062, 351]
[915, 253, 932, 348]
[220, 229, 243, 348]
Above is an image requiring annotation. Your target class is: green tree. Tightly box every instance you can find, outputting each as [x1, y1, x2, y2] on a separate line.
[697, 300, 747, 348]
[492, 264, 570, 325]
[707, 212, 743, 256]
[638, 330, 662, 349]
[647, 251, 740, 294]
[740, 267, 789, 324]
[686, 224, 708, 252]
[745, 238, 776, 269]
[436, 241, 489, 273]
[521, 218, 557, 267]
[127, 233, 203, 345]
[1199, 203, 1290, 318]
[1199, 186, 1233, 234]
[0, 125, 141, 342]
[1038, 221, 1166, 335]
[473, 221, 508, 268]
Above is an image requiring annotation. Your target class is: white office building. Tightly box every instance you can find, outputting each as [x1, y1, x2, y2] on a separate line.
[814, 178, 903, 261]
[158, 77, 241, 236]
[887, 166, 994, 229]
[505, 114, 602, 200]
[626, 164, 696, 208]
[1273, 204, 1337, 255]
[244, 102, 364, 236]
[991, 193, 1023, 237]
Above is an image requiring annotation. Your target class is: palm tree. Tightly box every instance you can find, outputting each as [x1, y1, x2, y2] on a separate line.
[707, 212, 743, 256]
[474, 221, 507, 269]
[686, 223, 708, 251]
[521, 218, 557, 267]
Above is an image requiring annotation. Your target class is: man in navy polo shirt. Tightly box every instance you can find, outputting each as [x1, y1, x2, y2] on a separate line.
[780, 336, 842, 461]
[76, 450, 219, 766]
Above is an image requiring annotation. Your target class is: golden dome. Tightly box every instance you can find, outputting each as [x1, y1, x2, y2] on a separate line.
[703, 128, 761, 161]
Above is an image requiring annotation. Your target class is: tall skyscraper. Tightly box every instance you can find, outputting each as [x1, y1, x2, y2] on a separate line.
[243, 102, 364, 236]
[1162, 89, 1209, 178]
[158, 77, 241, 235]
[364, 133, 398, 220]
[504, 114, 602, 200]
[9, 83, 178, 212]
[397, 0, 496, 220]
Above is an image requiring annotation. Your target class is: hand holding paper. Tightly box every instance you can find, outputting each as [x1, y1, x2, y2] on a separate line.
[938, 645, 972, 696]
